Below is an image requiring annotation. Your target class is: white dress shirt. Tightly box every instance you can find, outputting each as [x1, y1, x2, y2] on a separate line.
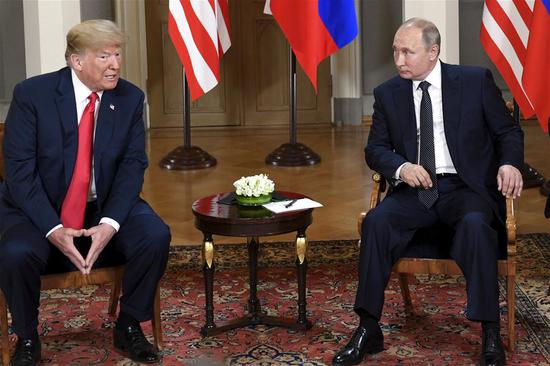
[45, 70, 120, 237]
[395, 60, 457, 180]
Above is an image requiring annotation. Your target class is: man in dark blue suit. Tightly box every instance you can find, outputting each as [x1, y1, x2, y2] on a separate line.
[333, 18, 523, 366]
[0, 20, 170, 365]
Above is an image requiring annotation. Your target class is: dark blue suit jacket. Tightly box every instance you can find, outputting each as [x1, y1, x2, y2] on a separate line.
[365, 62, 524, 217]
[0, 67, 154, 236]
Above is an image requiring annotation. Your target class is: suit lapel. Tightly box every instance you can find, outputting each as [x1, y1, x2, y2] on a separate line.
[441, 62, 461, 163]
[55, 68, 78, 188]
[392, 79, 417, 163]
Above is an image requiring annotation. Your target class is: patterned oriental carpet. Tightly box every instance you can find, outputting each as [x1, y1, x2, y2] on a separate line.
[4, 234, 550, 365]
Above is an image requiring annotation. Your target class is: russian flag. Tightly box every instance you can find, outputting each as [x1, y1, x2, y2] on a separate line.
[265, 0, 358, 91]
[522, 0, 550, 132]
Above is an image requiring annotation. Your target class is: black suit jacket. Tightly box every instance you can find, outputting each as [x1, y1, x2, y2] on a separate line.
[0, 67, 154, 236]
[365, 62, 524, 217]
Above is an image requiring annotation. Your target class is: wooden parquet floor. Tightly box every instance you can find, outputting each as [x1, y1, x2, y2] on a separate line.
[143, 121, 550, 246]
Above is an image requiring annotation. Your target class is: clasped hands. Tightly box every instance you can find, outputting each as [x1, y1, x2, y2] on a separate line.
[47, 223, 116, 275]
[400, 163, 523, 198]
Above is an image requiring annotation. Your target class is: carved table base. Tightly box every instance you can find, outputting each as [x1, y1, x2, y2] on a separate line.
[200, 233, 312, 337]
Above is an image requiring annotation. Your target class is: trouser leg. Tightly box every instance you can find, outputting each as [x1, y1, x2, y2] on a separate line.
[112, 213, 171, 322]
[354, 187, 437, 319]
[436, 177, 500, 322]
[452, 213, 499, 321]
[0, 223, 49, 338]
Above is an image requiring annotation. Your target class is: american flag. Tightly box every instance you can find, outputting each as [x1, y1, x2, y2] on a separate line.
[168, 0, 231, 101]
[480, 0, 550, 132]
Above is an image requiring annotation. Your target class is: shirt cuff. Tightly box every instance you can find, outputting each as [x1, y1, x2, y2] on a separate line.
[100, 217, 120, 232]
[46, 224, 63, 238]
[395, 162, 411, 180]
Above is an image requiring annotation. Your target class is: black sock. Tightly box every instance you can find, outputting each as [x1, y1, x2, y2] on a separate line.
[117, 310, 140, 328]
[359, 311, 380, 333]
[482, 320, 500, 332]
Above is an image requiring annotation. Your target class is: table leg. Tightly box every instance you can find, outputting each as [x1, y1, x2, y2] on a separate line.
[201, 233, 216, 336]
[247, 237, 261, 317]
[200, 231, 312, 336]
[296, 230, 312, 329]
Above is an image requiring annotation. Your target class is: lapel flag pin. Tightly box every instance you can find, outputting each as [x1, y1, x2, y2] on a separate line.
[110, 104, 115, 111]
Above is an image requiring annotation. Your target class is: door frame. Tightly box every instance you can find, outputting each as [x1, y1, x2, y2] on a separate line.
[114, 0, 149, 127]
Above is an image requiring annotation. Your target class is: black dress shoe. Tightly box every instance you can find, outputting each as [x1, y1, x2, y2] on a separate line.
[113, 324, 160, 364]
[332, 325, 384, 366]
[10, 338, 41, 366]
[479, 327, 506, 366]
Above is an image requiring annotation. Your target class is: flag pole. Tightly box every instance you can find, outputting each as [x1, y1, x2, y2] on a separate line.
[160, 70, 217, 170]
[184, 74, 191, 148]
[511, 100, 545, 189]
[290, 48, 297, 145]
[542, 116, 550, 197]
[265, 49, 321, 166]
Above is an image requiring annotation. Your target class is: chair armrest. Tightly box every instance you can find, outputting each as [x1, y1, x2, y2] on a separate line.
[358, 173, 387, 237]
[370, 173, 386, 210]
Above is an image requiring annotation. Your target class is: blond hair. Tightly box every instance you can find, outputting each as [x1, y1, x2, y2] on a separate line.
[65, 19, 125, 60]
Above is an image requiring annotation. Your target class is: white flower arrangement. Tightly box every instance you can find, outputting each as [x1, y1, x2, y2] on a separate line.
[233, 174, 275, 197]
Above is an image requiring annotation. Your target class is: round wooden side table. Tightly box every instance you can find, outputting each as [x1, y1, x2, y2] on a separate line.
[192, 191, 314, 336]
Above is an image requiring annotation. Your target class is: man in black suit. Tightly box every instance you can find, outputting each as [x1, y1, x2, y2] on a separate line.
[332, 18, 523, 366]
[0, 20, 170, 365]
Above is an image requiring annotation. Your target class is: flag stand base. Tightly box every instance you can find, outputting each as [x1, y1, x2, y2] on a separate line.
[541, 180, 550, 196]
[520, 163, 546, 189]
[265, 143, 321, 166]
[160, 145, 217, 170]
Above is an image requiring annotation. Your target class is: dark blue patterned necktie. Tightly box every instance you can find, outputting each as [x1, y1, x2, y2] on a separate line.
[418, 81, 438, 208]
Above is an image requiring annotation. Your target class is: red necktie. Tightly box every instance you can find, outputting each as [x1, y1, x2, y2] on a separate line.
[61, 92, 98, 229]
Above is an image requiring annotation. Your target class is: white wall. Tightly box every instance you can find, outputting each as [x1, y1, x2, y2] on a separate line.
[23, 0, 81, 77]
[403, 0, 460, 64]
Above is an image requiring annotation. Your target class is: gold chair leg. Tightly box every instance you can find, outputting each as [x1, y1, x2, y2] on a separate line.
[152, 285, 162, 350]
[507, 274, 515, 352]
[0, 289, 11, 366]
[397, 273, 413, 315]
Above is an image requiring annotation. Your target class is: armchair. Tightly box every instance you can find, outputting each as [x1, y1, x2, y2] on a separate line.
[358, 173, 516, 351]
[0, 123, 163, 365]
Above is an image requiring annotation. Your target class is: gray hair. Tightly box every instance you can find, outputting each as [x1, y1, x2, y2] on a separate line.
[65, 19, 125, 61]
[399, 17, 441, 53]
